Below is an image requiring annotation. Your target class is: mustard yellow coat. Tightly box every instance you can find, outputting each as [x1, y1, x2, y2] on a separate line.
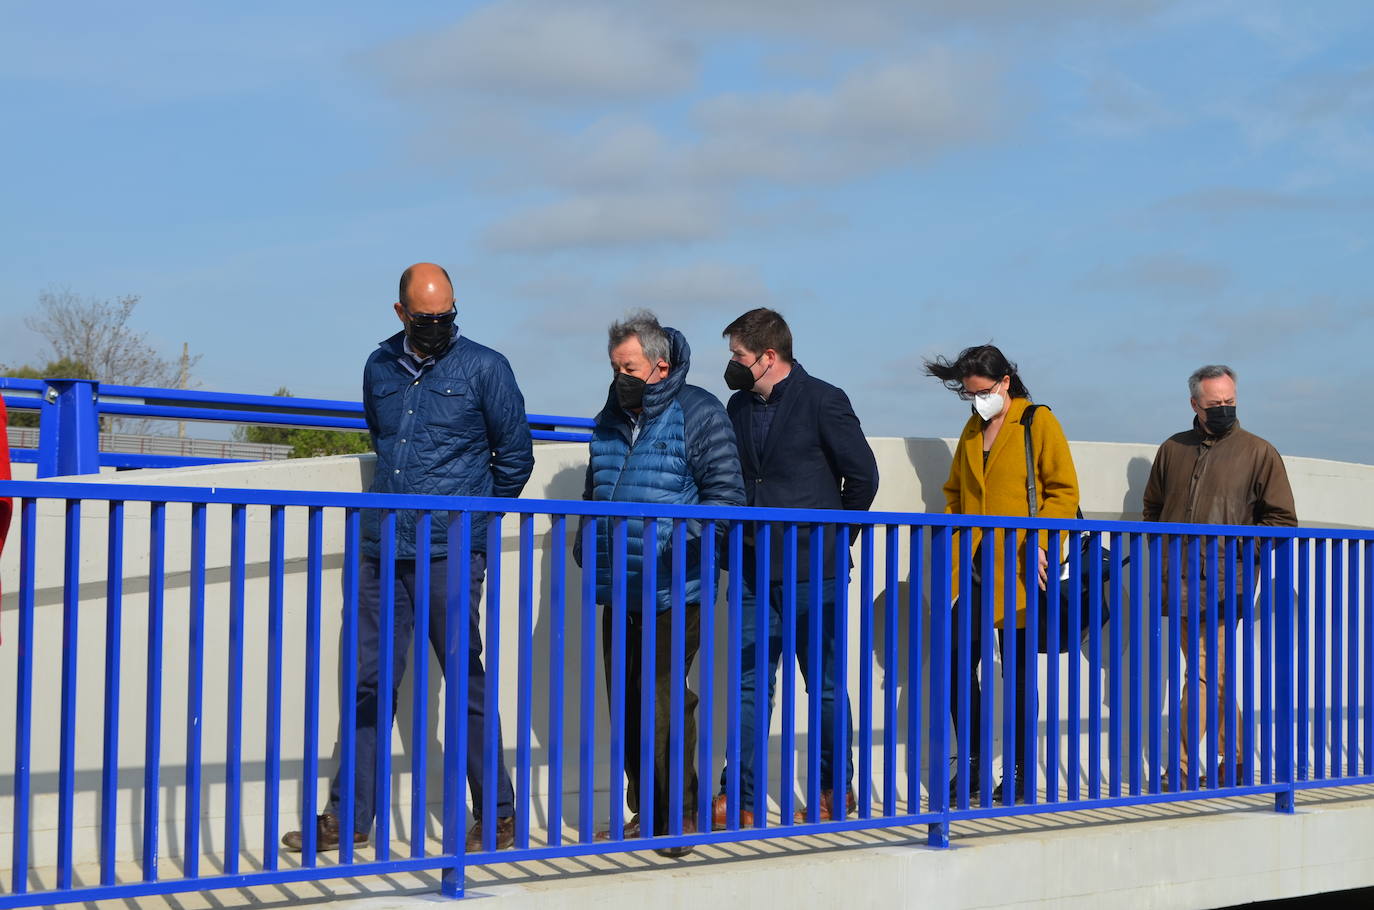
[943, 397, 1080, 628]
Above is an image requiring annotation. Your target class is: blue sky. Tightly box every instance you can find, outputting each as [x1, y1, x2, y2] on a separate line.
[2, 1, 1372, 462]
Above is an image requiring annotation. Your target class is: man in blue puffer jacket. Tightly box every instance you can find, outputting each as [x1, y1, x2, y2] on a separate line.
[284, 263, 534, 855]
[578, 310, 743, 857]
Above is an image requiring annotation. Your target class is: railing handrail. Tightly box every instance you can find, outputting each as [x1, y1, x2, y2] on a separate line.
[0, 376, 596, 474]
[0, 375, 596, 428]
[0, 377, 44, 393]
[1, 478, 1369, 541]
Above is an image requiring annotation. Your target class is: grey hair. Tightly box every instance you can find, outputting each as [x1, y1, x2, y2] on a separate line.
[607, 309, 671, 366]
[1188, 364, 1236, 400]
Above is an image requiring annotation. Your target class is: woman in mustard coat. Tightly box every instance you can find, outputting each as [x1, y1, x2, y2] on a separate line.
[925, 345, 1079, 804]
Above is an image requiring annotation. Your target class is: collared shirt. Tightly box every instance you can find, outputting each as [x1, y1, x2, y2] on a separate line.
[624, 408, 644, 445]
[398, 326, 461, 377]
[749, 368, 794, 456]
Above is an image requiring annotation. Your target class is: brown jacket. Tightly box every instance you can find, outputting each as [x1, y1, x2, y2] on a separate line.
[1142, 419, 1297, 610]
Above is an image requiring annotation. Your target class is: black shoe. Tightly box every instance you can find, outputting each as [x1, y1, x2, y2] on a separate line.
[992, 775, 1027, 804]
[948, 763, 982, 803]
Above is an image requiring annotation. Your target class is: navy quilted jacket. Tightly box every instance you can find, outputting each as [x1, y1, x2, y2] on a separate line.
[578, 328, 744, 609]
[362, 331, 534, 558]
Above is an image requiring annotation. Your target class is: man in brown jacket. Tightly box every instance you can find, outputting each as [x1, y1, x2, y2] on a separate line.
[1142, 364, 1297, 784]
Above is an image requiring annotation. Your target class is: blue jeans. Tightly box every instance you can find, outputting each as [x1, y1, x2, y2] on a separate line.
[719, 576, 853, 805]
[329, 552, 514, 831]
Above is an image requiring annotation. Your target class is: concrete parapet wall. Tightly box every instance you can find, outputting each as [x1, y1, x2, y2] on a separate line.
[0, 437, 1370, 872]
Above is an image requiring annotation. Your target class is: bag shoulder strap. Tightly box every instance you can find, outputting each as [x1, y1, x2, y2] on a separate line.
[1020, 403, 1087, 523]
[1020, 404, 1043, 518]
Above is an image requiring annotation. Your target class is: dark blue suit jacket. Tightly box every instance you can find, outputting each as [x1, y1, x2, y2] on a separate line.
[728, 362, 879, 582]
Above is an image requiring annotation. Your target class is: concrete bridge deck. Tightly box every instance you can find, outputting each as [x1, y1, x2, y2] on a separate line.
[29, 786, 1374, 910]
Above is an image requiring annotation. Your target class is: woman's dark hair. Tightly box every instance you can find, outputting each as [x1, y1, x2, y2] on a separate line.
[923, 344, 1031, 399]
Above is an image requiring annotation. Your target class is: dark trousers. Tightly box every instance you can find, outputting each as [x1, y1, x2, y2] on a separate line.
[950, 599, 1038, 783]
[720, 575, 852, 805]
[329, 552, 514, 831]
[601, 602, 701, 833]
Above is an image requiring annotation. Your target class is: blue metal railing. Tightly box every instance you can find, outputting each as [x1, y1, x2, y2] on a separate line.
[0, 377, 595, 475]
[0, 478, 1370, 906]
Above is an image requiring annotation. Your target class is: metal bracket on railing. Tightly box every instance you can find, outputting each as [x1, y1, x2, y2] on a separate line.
[37, 379, 102, 478]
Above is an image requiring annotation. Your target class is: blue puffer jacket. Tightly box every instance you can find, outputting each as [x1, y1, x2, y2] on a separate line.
[363, 330, 534, 558]
[577, 328, 744, 610]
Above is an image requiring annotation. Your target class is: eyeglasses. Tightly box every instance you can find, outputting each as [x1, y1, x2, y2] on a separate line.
[404, 307, 456, 326]
[956, 380, 1001, 401]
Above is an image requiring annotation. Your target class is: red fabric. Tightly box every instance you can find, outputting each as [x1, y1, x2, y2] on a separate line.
[0, 396, 11, 632]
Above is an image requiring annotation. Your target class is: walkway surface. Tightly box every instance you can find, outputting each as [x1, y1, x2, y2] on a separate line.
[15, 785, 1374, 910]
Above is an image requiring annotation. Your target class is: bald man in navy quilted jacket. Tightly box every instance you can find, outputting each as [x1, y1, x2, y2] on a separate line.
[284, 263, 534, 856]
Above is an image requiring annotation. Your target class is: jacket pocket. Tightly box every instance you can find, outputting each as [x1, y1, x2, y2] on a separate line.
[424, 384, 475, 444]
[369, 381, 407, 438]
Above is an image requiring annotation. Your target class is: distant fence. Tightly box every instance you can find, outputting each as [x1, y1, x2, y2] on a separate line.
[0, 377, 595, 475]
[0, 478, 1370, 906]
[5, 425, 294, 463]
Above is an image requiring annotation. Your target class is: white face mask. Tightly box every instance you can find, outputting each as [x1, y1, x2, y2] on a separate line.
[973, 389, 1004, 420]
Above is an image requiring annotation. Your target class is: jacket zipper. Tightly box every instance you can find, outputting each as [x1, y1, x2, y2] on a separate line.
[607, 415, 639, 503]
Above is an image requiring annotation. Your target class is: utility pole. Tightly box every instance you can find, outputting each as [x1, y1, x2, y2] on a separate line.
[177, 342, 189, 439]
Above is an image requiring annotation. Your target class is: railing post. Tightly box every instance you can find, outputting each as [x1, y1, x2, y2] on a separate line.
[37, 379, 100, 478]
[1274, 537, 1296, 813]
[442, 511, 472, 898]
[927, 526, 951, 848]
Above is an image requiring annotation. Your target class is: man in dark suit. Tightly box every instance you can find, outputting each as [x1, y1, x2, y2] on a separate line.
[712, 308, 879, 827]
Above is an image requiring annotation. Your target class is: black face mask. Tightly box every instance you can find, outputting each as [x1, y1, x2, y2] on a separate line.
[406, 309, 456, 359]
[724, 358, 757, 392]
[1203, 404, 1237, 436]
[725, 354, 770, 392]
[615, 372, 648, 410]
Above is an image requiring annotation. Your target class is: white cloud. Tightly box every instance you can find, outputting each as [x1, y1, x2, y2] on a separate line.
[0, 9, 355, 106]
[543, 120, 676, 190]
[617, 262, 773, 309]
[369, 3, 697, 103]
[1072, 70, 1181, 136]
[688, 53, 1003, 182]
[540, 52, 1005, 191]
[626, 0, 1170, 44]
[1218, 63, 1374, 171]
[478, 49, 1003, 251]
[1155, 186, 1374, 218]
[482, 193, 726, 251]
[1077, 254, 1230, 295]
[1104, 295, 1370, 356]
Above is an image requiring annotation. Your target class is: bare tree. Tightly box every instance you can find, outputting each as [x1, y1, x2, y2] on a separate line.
[26, 288, 198, 387]
[24, 288, 201, 433]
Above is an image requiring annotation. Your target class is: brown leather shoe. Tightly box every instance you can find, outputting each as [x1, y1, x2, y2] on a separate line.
[710, 793, 756, 829]
[654, 815, 698, 858]
[281, 812, 368, 852]
[794, 788, 858, 823]
[594, 814, 641, 841]
[465, 816, 516, 852]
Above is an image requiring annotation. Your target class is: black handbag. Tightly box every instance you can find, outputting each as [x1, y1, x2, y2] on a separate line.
[1020, 405, 1112, 655]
